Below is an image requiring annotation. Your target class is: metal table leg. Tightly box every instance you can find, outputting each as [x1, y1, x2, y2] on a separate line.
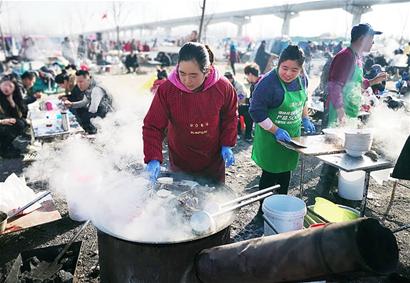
[360, 171, 371, 217]
[299, 158, 305, 198]
[383, 180, 398, 220]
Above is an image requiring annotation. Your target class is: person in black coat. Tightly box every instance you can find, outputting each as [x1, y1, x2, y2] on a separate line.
[391, 135, 410, 180]
[125, 50, 139, 73]
[254, 40, 274, 74]
[0, 75, 29, 158]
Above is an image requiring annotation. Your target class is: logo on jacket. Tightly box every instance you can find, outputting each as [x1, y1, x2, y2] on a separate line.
[190, 122, 209, 135]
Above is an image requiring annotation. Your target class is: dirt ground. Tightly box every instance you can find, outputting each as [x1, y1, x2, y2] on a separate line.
[0, 65, 409, 282]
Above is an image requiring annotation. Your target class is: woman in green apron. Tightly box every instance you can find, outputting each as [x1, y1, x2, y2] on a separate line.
[249, 45, 315, 195]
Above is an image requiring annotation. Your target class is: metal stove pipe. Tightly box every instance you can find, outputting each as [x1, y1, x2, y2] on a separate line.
[195, 218, 398, 283]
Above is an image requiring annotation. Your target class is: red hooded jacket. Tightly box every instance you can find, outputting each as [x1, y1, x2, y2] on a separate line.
[143, 66, 238, 182]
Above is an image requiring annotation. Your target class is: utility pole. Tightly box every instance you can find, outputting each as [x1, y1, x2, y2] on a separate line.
[198, 0, 206, 43]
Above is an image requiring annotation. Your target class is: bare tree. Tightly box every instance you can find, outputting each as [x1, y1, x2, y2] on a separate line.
[112, 1, 130, 50]
[202, 14, 214, 43]
[198, 0, 206, 43]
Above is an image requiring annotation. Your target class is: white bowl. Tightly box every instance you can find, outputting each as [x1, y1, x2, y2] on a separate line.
[345, 149, 367, 157]
[344, 129, 373, 156]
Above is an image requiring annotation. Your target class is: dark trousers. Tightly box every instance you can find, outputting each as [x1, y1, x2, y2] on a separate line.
[316, 164, 338, 197]
[0, 120, 26, 157]
[316, 105, 338, 197]
[259, 170, 291, 195]
[230, 60, 236, 75]
[74, 107, 107, 134]
[125, 62, 139, 73]
[238, 105, 253, 139]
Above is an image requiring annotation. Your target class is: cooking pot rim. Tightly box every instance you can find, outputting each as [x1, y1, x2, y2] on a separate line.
[94, 173, 237, 244]
[94, 215, 234, 244]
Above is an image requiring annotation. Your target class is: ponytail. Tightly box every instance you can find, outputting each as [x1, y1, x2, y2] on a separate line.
[204, 45, 214, 65]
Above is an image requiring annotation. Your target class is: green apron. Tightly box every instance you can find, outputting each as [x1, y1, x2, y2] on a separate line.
[327, 48, 363, 127]
[252, 71, 307, 173]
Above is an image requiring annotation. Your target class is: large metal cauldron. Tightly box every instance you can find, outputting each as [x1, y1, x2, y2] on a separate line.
[97, 226, 230, 283]
[96, 172, 236, 283]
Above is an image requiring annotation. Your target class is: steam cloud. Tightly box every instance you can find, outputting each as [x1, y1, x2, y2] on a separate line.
[24, 75, 233, 242]
[367, 97, 410, 161]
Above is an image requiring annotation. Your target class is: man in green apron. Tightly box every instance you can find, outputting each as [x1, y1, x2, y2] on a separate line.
[324, 23, 386, 127]
[317, 23, 387, 199]
[250, 45, 315, 197]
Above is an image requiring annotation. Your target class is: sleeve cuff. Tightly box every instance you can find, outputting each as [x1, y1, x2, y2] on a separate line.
[363, 79, 370, 89]
[258, 118, 273, 130]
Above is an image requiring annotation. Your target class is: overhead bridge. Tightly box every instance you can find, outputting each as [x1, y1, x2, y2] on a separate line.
[85, 0, 410, 38]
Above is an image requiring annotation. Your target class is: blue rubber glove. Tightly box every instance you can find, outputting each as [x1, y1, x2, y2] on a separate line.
[221, 146, 235, 167]
[146, 160, 160, 182]
[274, 128, 291, 142]
[302, 117, 316, 133]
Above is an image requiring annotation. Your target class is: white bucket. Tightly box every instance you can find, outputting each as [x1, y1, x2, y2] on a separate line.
[262, 195, 306, 235]
[67, 198, 88, 222]
[338, 170, 365, 200]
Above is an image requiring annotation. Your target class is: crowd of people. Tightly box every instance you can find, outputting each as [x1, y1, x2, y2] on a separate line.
[0, 21, 409, 283]
[143, 23, 409, 210]
[0, 62, 113, 158]
[1, 23, 409, 192]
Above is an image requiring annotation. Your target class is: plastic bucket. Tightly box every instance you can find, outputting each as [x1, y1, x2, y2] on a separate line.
[338, 170, 365, 200]
[67, 198, 88, 222]
[262, 195, 306, 235]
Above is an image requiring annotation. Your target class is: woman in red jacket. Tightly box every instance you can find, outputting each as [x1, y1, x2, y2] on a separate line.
[143, 42, 238, 183]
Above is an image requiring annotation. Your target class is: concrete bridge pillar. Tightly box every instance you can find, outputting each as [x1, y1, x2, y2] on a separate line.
[344, 5, 372, 26]
[277, 11, 298, 36]
[231, 16, 251, 38]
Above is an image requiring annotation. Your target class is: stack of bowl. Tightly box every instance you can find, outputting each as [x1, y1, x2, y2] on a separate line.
[344, 129, 373, 157]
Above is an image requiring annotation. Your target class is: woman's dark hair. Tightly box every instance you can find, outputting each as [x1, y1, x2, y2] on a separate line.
[278, 45, 305, 67]
[178, 42, 214, 73]
[0, 78, 27, 118]
[55, 70, 70, 84]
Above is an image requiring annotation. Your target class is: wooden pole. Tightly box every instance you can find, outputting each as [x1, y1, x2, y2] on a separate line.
[198, 0, 206, 43]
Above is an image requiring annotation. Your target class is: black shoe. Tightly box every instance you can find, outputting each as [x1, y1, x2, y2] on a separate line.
[1, 146, 22, 159]
[86, 127, 97, 135]
[12, 136, 31, 153]
[83, 124, 97, 135]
